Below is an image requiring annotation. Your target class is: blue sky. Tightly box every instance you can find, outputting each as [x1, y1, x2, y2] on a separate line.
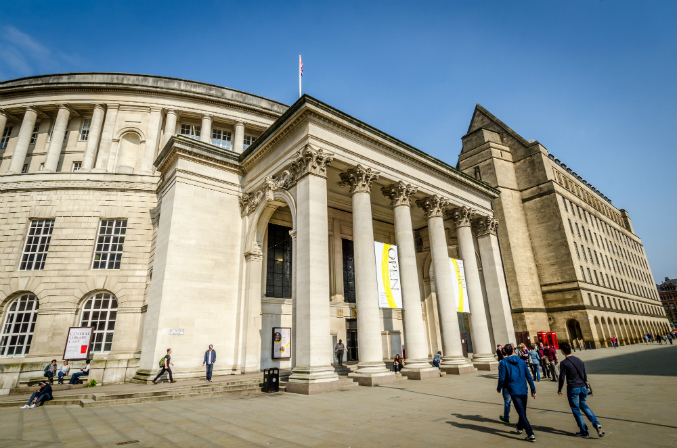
[1, 0, 675, 279]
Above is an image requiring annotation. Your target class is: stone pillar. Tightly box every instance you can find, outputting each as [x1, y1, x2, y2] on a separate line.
[161, 109, 178, 149]
[93, 104, 119, 172]
[233, 121, 245, 153]
[242, 250, 264, 372]
[289, 229, 298, 369]
[476, 216, 516, 348]
[450, 207, 497, 370]
[339, 165, 395, 386]
[286, 145, 339, 394]
[0, 111, 7, 140]
[8, 107, 38, 173]
[81, 104, 105, 171]
[141, 107, 163, 174]
[382, 182, 438, 380]
[416, 195, 474, 374]
[43, 105, 71, 172]
[200, 115, 212, 144]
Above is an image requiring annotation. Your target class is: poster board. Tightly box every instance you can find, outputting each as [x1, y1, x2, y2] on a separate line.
[449, 258, 470, 313]
[63, 327, 94, 360]
[374, 242, 403, 309]
[272, 327, 291, 359]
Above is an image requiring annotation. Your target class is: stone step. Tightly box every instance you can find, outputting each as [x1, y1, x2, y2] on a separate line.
[79, 386, 261, 407]
[10, 383, 88, 395]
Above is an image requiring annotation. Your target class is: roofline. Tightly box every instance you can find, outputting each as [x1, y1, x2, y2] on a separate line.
[463, 104, 530, 147]
[242, 94, 499, 197]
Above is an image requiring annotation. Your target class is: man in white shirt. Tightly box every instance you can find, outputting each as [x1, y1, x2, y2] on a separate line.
[334, 340, 346, 366]
[203, 345, 217, 382]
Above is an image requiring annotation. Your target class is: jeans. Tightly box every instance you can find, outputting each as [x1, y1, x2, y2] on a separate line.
[153, 367, 173, 382]
[58, 372, 67, 383]
[567, 387, 600, 433]
[27, 392, 51, 406]
[511, 394, 533, 436]
[529, 363, 540, 381]
[540, 359, 550, 378]
[432, 360, 440, 369]
[69, 372, 87, 385]
[393, 363, 402, 373]
[336, 351, 344, 365]
[502, 388, 511, 420]
[205, 363, 214, 381]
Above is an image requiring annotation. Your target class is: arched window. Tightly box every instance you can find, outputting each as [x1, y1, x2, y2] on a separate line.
[80, 292, 118, 353]
[117, 133, 140, 174]
[0, 294, 39, 357]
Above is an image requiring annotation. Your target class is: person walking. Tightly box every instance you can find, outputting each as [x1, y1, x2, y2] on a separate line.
[538, 343, 550, 380]
[527, 346, 541, 382]
[152, 348, 176, 384]
[432, 351, 442, 369]
[334, 339, 346, 366]
[203, 344, 216, 382]
[496, 345, 505, 361]
[497, 344, 537, 442]
[546, 344, 559, 382]
[668, 334, 673, 345]
[43, 359, 57, 385]
[557, 341, 604, 438]
[518, 344, 530, 363]
[69, 359, 90, 385]
[497, 344, 514, 426]
[57, 361, 70, 385]
[611, 337, 617, 348]
[20, 382, 53, 409]
[644, 334, 649, 344]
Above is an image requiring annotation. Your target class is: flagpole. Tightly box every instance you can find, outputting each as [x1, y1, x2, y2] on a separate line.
[299, 54, 302, 98]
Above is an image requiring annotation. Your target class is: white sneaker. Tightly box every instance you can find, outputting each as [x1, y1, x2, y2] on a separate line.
[20, 405, 29, 409]
[29, 404, 36, 409]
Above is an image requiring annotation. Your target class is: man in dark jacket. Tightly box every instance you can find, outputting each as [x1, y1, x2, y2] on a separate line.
[557, 342, 604, 438]
[497, 344, 537, 442]
[203, 344, 217, 382]
[21, 382, 53, 409]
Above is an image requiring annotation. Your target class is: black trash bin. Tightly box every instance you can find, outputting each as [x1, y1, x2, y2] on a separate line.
[263, 368, 279, 393]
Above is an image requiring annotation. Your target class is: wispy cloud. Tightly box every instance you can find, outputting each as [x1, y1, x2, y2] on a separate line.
[0, 26, 85, 80]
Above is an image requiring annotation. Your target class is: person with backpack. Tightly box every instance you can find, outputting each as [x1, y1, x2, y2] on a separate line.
[557, 341, 604, 438]
[152, 348, 176, 384]
[497, 343, 537, 442]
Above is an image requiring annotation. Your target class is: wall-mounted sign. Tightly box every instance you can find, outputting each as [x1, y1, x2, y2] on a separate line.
[449, 258, 470, 313]
[63, 327, 94, 360]
[169, 329, 184, 335]
[272, 327, 291, 359]
[374, 242, 403, 309]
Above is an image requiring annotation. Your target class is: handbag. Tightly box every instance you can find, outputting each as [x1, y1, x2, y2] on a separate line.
[569, 359, 593, 396]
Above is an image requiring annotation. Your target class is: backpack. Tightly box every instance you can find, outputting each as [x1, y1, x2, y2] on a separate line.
[158, 357, 165, 368]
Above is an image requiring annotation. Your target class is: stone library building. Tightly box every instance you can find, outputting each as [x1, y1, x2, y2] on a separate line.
[0, 73, 670, 393]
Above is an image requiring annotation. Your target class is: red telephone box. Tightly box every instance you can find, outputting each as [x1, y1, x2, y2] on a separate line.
[547, 332, 559, 349]
[537, 331, 559, 349]
[537, 332, 547, 346]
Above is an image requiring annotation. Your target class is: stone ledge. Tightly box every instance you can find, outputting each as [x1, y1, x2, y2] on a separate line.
[402, 368, 442, 380]
[473, 361, 499, 371]
[349, 372, 397, 387]
[285, 380, 342, 395]
[440, 364, 476, 375]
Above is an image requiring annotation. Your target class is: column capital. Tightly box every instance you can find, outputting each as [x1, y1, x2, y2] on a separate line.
[202, 114, 212, 120]
[474, 216, 499, 237]
[92, 104, 106, 112]
[416, 195, 449, 219]
[381, 181, 418, 207]
[289, 229, 297, 241]
[244, 249, 263, 262]
[448, 206, 476, 228]
[290, 144, 334, 179]
[339, 164, 380, 195]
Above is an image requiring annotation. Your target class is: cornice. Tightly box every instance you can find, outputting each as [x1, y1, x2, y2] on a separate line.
[0, 177, 158, 193]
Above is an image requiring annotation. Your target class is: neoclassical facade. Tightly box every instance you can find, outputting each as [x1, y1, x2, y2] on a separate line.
[457, 105, 672, 348]
[0, 73, 515, 393]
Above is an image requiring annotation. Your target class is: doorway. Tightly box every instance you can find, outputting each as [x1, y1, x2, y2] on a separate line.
[346, 318, 358, 361]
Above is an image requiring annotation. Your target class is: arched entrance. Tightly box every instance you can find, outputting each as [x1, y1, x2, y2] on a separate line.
[594, 317, 606, 348]
[566, 319, 584, 350]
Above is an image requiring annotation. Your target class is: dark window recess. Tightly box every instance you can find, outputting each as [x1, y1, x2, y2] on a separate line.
[265, 223, 292, 298]
[342, 239, 356, 303]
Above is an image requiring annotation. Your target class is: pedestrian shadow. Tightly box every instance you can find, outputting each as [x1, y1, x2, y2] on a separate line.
[451, 413, 572, 437]
[445, 420, 516, 440]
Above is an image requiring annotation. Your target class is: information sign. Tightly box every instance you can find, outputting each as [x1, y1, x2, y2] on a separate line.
[63, 327, 94, 360]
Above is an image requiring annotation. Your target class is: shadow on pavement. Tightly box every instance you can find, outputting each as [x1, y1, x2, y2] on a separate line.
[451, 413, 572, 437]
[445, 421, 516, 440]
[584, 345, 677, 376]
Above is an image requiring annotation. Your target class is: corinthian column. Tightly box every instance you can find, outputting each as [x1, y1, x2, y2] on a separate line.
[81, 104, 105, 171]
[449, 207, 497, 370]
[286, 145, 340, 394]
[476, 216, 516, 349]
[417, 195, 474, 374]
[8, 107, 38, 173]
[340, 165, 395, 386]
[43, 105, 71, 172]
[382, 182, 438, 380]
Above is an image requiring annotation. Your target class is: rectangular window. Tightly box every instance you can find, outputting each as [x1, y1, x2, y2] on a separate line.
[594, 251, 599, 265]
[48, 121, 69, 142]
[0, 125, 12, 148]
[582, 245, 587, 261]
[562, 197, 568, 212]
[580, 266, 586, 281]
[576, 223, 581, 237]
[568, 219, 574, 234]
[582, 226, 588, 241]
[588, 248, 593, 261]
[19, 220, 55, 270]
[265, 223, 292, 298]
[79, 119, 91, 141]
[594, 270, 599, 285]
[343, 239, 356, 303]
[595, 295, 600, 307]
[587, 293, 591, 305]
[574, 242, 579, 258]
[30, 124, 39, 144]
[92, 219, 127, 270]
[180, 124, 201, 140]
[21, 164, 29, 174]
[72, 161, 82, 172]
[606, 273, 610, 286]
[243, 134, 257, 150]
[211, 128, 232, 149]
[587, 268, 592, 283]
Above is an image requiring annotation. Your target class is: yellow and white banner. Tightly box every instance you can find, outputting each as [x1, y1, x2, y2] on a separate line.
[374, 242, 403, 309]
[449, 258, 470, 313]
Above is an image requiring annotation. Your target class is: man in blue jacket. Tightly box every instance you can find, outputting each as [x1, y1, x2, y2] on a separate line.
[203, 344, 216, 382]
[497, 344, 537, 442]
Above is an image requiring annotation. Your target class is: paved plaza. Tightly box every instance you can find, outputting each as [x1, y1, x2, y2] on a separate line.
[0, 343, 675, 448]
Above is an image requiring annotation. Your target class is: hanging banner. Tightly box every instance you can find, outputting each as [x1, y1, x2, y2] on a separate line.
[449, 258, 470, 313]
[374, 242, 403, 309]
[63, 327, 94, 360]
[272, 327, 291, 359]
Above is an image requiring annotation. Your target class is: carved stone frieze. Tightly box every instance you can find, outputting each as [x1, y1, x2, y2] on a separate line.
[338, 165, 380, 195]
[448, 206, 476, 228]
[381, 181, 418, 207]
[416, 195, 449, 219]
[239, 170, 294, 216]
[474, 216, 499, 236]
